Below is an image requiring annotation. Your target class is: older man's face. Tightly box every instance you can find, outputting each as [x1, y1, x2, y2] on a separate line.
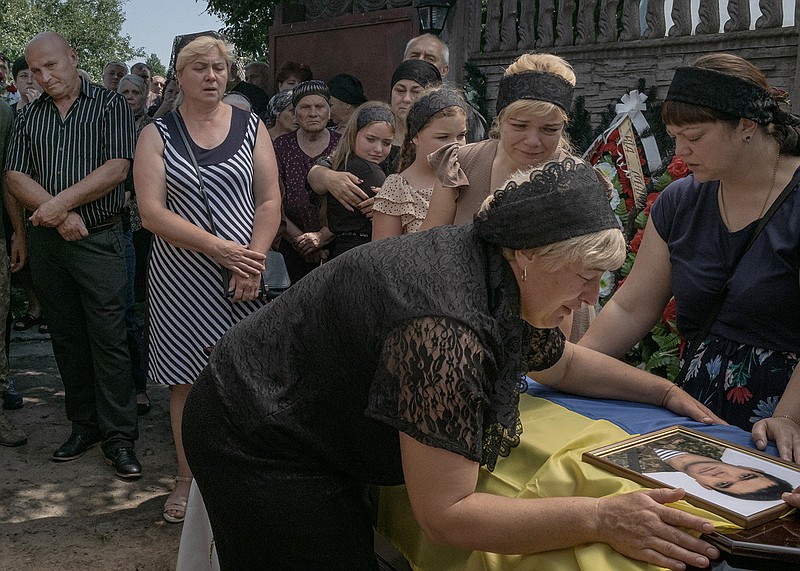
[406, 37, 449, 78]
[26, 37, 80, 101]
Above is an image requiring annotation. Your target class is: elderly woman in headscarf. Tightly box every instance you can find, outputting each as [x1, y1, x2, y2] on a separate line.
[327, 73, 367, 134]
[272, 80, 340, 282]
[183, 158, 723, 571]
[265, 89, 296, 140]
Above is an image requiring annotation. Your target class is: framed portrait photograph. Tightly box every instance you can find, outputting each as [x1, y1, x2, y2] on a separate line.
[582, 426, 800, 528]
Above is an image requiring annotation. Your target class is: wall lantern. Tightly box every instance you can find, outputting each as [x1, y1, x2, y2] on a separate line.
[415, 0, 456, 36]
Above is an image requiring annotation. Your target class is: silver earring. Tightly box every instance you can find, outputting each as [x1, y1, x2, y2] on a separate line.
[522, 266, 527, 282]
[745, 136, 751, 144]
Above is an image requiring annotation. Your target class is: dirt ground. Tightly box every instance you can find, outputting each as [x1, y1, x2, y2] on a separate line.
[0, 330, 183, 570]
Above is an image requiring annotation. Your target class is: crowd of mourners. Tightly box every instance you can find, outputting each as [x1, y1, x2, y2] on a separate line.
[1, 27, 800, 571]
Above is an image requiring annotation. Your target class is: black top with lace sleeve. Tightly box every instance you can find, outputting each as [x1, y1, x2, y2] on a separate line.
[207, 224, 565, 485]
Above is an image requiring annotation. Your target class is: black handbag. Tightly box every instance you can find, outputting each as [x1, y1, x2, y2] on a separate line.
[171, 111, 290, 301]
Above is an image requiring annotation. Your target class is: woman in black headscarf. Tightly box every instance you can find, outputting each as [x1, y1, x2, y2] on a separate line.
[183, 158, 722, 571]
[327, 73, 367, 134]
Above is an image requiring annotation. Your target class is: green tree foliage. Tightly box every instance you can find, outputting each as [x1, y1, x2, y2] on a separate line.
[145, 53, 167, 77]
[0, 0, 144, 81]
[205, 0, 280, 60]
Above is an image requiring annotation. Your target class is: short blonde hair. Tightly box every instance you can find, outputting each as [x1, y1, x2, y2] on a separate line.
[504, 53, 576, 84]
[175, 36, 234, 75]
[527, 228, 626, 272]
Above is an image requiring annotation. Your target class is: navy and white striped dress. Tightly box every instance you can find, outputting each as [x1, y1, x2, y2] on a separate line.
[148, 107, 265, 385]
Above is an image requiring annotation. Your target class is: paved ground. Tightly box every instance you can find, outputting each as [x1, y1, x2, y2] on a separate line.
[0, 330, 182, 570]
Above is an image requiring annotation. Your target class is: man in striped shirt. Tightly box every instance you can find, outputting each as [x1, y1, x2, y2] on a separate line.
[4, 31, 141, 479]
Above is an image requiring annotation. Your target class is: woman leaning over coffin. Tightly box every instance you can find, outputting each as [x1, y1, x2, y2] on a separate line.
[182, 158, 723, 571]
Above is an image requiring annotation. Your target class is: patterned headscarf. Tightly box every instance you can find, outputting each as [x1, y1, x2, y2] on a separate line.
[390, 60, 441, 91]
[406, 87, 466, 139]
[266, 89, 293, 127]
[356, 104, 396, 132]
[666, 66, 778, 124]
[495, 71, 574, 115]
[291, 80, 330, 108]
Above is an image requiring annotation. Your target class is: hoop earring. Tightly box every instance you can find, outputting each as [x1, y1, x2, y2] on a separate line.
[745, 135, 751, 144]
[522, 266, 527, 282]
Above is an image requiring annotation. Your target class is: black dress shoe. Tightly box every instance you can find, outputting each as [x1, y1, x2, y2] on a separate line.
[52, 433, 101, 461]
[104, 447, 142, 480]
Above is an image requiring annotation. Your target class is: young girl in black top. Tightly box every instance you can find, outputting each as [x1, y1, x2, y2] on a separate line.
[326, 101, 396, 258]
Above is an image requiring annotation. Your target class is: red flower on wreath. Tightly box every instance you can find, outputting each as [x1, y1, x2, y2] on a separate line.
[667, 156, 690, 179]
[629, 229, 644, 253]
[661, 298, 677, 332]
[643, 192, 660, 215]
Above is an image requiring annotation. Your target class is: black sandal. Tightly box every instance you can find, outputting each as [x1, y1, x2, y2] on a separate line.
[13, 313, 41, 331]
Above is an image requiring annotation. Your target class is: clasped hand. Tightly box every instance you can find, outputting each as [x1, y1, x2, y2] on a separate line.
[226, 272, 261, 303]
[212, 239, 265, 278]
[56, 212, 88, 241]
[294, 231, 331, 257]
[30, 196, 69, 228]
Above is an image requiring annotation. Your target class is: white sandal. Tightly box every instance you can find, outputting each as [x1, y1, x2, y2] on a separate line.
[163, 476, 193, 523]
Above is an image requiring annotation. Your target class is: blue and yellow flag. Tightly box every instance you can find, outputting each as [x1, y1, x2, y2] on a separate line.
[377, 381, 775, 571]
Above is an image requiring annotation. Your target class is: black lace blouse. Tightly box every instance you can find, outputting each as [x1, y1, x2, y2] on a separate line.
[207, 224, 565, 485]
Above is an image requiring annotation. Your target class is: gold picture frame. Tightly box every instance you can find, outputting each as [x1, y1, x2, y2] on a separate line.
[582, 426, 800, 528]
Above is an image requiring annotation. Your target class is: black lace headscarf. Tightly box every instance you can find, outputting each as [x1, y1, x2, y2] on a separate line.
[474, 158, 621, 249]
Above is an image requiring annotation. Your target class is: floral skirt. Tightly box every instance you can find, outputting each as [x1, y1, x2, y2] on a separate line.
[678, 336, 798, 431]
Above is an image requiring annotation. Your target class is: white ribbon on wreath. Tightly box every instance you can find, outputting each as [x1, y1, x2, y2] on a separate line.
[607, 90, 662, 173]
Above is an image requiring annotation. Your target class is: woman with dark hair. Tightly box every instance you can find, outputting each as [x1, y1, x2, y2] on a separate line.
[327, 73, 367, 134]
[274, 61, 312, 92]
[580, 53, 800, 462]
[184, 158, 722, 570]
